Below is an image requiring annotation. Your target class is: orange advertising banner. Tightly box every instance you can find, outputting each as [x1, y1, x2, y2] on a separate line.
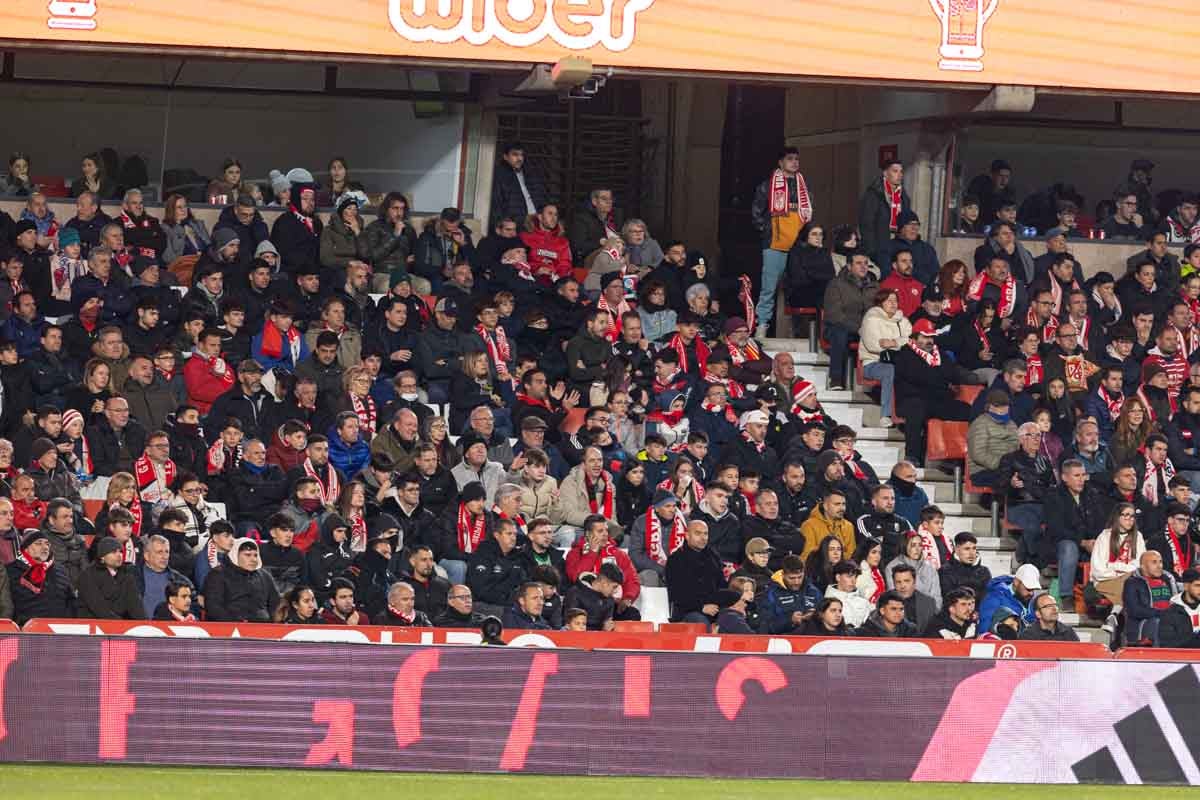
[0, 1, 1191, 95]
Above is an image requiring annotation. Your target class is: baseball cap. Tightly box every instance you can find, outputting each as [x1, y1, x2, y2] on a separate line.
[435, 296, 459, 316]
[921, 284, 944, 303]
[739, 409, 769, 428]
[911, 318, 937, 337]
[745, 537, 773, 557]
[1013, 563, 1042, 591]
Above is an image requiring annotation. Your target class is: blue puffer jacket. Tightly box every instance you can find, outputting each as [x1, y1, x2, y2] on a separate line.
[978, 575, 1036, 629]
[327, 427, 370, 477]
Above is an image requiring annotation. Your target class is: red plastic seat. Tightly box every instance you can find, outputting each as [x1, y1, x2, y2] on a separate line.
[612, 620, 655, 633]
[954, 384, 984, 406]
[925, 420, 969, 462]
[658, 622, 707, 635]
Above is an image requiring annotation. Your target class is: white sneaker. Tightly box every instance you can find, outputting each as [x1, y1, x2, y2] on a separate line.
[1101, 613, 1118, 635]
[879, 417, 893, 428]
[755, 325, 768, 340]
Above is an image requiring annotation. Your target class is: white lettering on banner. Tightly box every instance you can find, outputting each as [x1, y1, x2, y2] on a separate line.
[807, 639, 934, 657]
[388, 0, 655, 52]
[507, 632, 558, 648]
[280, 629, 374, 644]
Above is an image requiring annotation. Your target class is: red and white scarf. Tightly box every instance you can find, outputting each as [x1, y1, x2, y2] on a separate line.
[515, 393, 553, 411]
[866, 565, 886, 604]
[1048, 277, 1080, 317]
[645, 506, 687, 566]
[1170, 323, 1200, 360]
[657, 476, 704, 516]
[906, 339, 942, 368]
[259, 321, 302, 363]
[475, 323, 512, 371]
[701, 401, 739, 426]
[839, 450, 867, 481]
[288, 202, 315, 234]
[769, 169, 813, 222]
[304, 458, 341, 506]
[738, 274, 757, 331]
[350, 392, 377, 439]
[456, 503, 486, 554]
[206, 441, 242, 475]
[595, 297, 629, 343]
[586, 471, 616, 520]
[884, 178, 903, 231]
[967, 272, 1017, 319]
[349, 512, 367, 553]
[203, 539, 224, 570]
[1163, 525, 1187, 576]
[1137, 386, 1161, 424]
[15, 550, 52, 593]
[1141, 451, 1176, 505]
[1025, 355, 1044, 387]
[1026, 305, 1059, 343]
[727, 339, 763, 367]
[492, 507, 528, 538]
[916, 524, 952, 570]
[702, 370, 745, 399]
[741, 432, 765, 454]
[1097, 386, 1124, 420]
[133, 453, 176, 504]
[668, 332, 710, 374]
[112, 500, 143, 539]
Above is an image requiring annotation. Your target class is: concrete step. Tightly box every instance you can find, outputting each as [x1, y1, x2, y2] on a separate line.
[981, 553, 1013, 576]
[975, 536, 1016, 552]
[942, 515, 995, 535]
[925, 501, 988, 516]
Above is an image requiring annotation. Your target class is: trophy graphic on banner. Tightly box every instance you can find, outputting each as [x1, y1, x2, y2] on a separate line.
[928, 0, 999, 72]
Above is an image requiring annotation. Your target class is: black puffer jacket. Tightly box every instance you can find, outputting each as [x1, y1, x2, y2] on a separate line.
[202, 562, 280, 623]
[305, 513, 354, 604]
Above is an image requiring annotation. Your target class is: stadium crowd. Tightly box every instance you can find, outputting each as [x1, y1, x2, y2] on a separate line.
[0, 144, 1196, 649]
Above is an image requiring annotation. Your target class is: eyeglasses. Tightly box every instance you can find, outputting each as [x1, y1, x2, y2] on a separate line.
[448, 594, 472, 601]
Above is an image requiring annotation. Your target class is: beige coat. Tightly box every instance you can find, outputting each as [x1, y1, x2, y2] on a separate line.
[557, 463, 622, 535]
[858, 306, 912, 366]
[508, 470, 563, 524]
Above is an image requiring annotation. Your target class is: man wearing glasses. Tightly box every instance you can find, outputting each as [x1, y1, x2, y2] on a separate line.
[1042, 321, 1099, 402]
[133, 431, 177, 507]
[1102, 189, 1151, 241]
[998, 422, 1058, 565]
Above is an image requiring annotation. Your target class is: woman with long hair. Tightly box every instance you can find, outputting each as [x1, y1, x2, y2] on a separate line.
[205, 157, 252, 204]
[884, 531, 942, 607]
[637, 279, 676, 344]
[70, 152, 119, 200]
[94, 472, 144, 539]
[421, 415, 457, 469]
[321, 156, 366, 208]
[1110, 395, 1154, 468]
[166, 471, 220, 553]
[276, 585, 323, 624]
[785, 222, 835, 312]
[804, 534, 844, 593]
[1090, 502, 1146, 607]
[796, 597, 852, 636]
[858, 288, 911, 428]
[953, 299, 1006, 385]
[658, 457, 704, 517]
[160, 193, 212, 264]
[937, 259, 970, 317]
[615, 460, 651, 529]
[852, 537, 886, 605]
[332, 481, 368, 553]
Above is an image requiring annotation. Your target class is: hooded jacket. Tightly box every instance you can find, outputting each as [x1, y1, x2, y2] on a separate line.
[977, 574, 1036, 629]
[858, 179, 913, 265]
[270, 206, 323, 273]
[305, 514, 354, 603]
[884, 555, 943, 609]
[344, 547, 399, 619]
[259, 539, 307, 597]
[1159, 591, 1200, 648]
[521, 217, 572, 283]
[799, 505, 856, 561]
[922, 607, 977, 639]
[6, 557, 75, 624]
[201, 540, 280, 622]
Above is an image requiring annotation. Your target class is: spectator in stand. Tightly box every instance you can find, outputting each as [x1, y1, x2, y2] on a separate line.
[491, 142, 547, 227]
[69, 152, 119, 200]
[364, 192, 422, 293]
[1162, 192, 1200, 244]
[857, 159, 909, 268]
[64, 191, 111, 258]
[1122, 551, 1178, 646]
[752, 149, 813, 338]
[621, 218, 664, 271]
[230, 439, 289, 535]
[854, 589, 919, 638]
[967, 159, 1017, 226]
[857, 287, 909, 427]
[821, 250, 877, 393]
[882, 211, 939, 286]
[115, 189, 166, 264]
[784, 222, 834, 314]
[1088, 365, 1128, 446]
[271, 170, 322, 273]
[563, 514, 640, 618]
[520, 202, 572, 286]
[824, 560, 871, 627]
[893, 318, 971, 467]
[1044, 458, 1104, 612]
[999, 422, 1057, 561]
[879, 247, 923, 319]
[939, 532, 991, 606]
[665, 518, 724, 625]
[1090, 502, 1146, 612]
[1103, 186, 1151, 241]
[885, 532, 941, 613]
[160, 194, 212, 266]
[799, 488, 855, 560]
[923, 587, 978, 640]
[973, 222, 1034, 286]
[7, 530, 75, 624]
[415, 208, 474, 292]
[204, 158, 251, 204]
[1065, 418, 1113, 485]
[319, 191, 369, 274]
[1018, 593, 1079, 642]
[1118, 260, 1171, 320]
[1109, 395, 1154, 470]
[954, 195, 984, 234]
[1158, 568, 1200, 648]
[967, 389, 1020, 489]
[1147, 501, 1197, 581]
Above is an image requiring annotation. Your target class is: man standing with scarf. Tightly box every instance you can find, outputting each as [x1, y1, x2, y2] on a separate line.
[286, 434, 343, 507]
[1136, 434, 1176, 533]
[893, 319, 971, 467]
[595, 272, 631, 344]
[753, 148, 814, 339]
[134, 431, 176, 507]
[269, 170, 323, 273]
[858, 159, 910, 276]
